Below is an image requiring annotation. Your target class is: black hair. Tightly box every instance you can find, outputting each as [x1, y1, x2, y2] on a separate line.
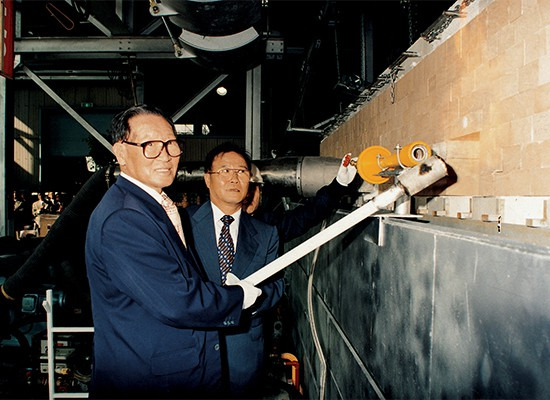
[203, 142, 252, 172]
[109, 104, 176, 144]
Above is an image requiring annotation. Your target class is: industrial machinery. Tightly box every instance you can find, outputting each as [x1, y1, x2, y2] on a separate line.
[354, 141, 432, 184]
[148, 0, 264, 72]
[245, 154, 448, 285]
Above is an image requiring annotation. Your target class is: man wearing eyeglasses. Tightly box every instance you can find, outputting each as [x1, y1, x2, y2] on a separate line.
[244, 153, 359, 242]
[182, 142, 284, 398]
[85, 105, 262, 399]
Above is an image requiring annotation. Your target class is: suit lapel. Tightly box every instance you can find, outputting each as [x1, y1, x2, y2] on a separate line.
[233, 213, 260, 278]
[118, 177, 176, 241]
[117, 177, 193, 275]
[189, 202, 262, 280]
[191, 202, 221, 283]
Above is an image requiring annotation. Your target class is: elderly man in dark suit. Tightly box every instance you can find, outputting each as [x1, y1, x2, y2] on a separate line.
[85, 105, 261, 399]
[183, 142, 283, 398]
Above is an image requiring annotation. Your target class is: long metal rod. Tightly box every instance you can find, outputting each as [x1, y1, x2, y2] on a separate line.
[43, 290, 93, 399]
[43, 290, 55, 400]
[62, 0, 112, 37]
[0, 76, 6, 236]
[171, 74, 228, 122]
[22, 65, 113, 154]
[246, 156, 448, 285]
[247, 185, 404, 285]
[245, 65, 261, 159]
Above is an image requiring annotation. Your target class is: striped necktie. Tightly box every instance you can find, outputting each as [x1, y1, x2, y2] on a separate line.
[218, 215, 235, 285]
[160, 192, 186, 247]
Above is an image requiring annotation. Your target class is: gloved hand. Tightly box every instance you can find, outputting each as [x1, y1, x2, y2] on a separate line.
[336, 153, 358, 186]
[225, 272, 262, 310]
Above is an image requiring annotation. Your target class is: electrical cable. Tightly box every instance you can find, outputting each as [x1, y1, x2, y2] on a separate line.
[125, 58, 138, 106]
[45, 2, 75, 31]
[307, 220, 328, 400]
[1, 166, 115, 300]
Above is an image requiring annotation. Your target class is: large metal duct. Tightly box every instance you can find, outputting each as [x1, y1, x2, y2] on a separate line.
[152, 0, 265, 72]
[175, 156, 341, 197]
[255, 156, 341, 197]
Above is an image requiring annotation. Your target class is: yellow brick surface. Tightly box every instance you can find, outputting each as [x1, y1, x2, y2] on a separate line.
[443, 158, 481, 196]
[541, 0, 550, 24]
[519, 60, 539, 92]
[537, 54, 550, 84]
[445, 140, 480, 159]
[531, 168, 550, 194]
[486, 0, 509, 39]
[320, 0, 550, 195]
[524, 26, 544, 64]
[509, 0, 522, 22]
[493, 168, 533, 195]
[523, 141, 543, 168]
[539, 139, 550, 168]
[532, 109, 550, 141]
[510, 117, 533, 145]
[501, 144, 523, 171]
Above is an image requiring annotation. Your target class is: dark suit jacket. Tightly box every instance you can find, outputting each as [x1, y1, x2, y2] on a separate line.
[184, 202, 283, 393]
[259, 178, 351, 242]
[85, 177, 245, 399]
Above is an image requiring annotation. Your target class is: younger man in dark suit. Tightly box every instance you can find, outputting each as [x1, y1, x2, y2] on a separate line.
[183, 142, 283, 398]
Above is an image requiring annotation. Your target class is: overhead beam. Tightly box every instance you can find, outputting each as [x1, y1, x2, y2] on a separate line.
[171, 74, 228, 122]
[245, 65, 261, 159]
[15, 37, 178, 58]
[22, 65, 114, 154]
[62, 0, 131, 37]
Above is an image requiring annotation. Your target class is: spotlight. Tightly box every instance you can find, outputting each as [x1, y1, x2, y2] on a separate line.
[216, 86, 228, 96]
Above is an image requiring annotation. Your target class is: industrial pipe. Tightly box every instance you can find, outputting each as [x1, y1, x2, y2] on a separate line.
[355, 141, 432, 184]
[1, 166, 116, 301]
[175, 156, 342, 198]
[245, 155, 449, 286]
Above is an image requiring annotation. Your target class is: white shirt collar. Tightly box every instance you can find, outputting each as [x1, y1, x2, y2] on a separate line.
[120, 172, 164, 205]
[211, 203, 241, 222]
[211, 202, 241, 246]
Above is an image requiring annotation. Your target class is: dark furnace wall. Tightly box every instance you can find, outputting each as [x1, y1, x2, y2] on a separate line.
[285, 212, 550, 399]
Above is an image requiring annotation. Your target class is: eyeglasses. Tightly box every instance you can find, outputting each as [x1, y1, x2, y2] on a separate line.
[122, 139, 183, 159]
[208, 168, 250, 180]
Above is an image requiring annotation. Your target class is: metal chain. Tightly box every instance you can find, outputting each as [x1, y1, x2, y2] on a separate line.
[400, 0, 413, 46]
[408, 1, 414, 46]
[334, 25, 341, 81]
[390, 69, 398, 104]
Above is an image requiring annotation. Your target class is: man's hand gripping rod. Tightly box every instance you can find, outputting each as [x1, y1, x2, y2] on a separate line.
[245, 155, 449, 286]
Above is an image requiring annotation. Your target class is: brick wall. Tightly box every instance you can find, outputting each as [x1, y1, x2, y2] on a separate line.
[321, 0, 550, 196]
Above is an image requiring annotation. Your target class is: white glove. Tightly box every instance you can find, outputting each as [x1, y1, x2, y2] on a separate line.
[336, 153, 358, 186]
[225, 272, 262, 310]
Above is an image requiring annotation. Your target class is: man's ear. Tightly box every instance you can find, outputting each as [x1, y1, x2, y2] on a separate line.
[204, 173, 211, 190]
[113, 142, 126, 166]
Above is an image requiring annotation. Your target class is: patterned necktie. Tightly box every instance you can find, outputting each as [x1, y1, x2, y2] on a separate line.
[218, 215, 235, 285]
[160, 192, 186, 247]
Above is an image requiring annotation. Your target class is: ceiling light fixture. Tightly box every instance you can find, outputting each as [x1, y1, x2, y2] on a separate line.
[216, 86, 228, 96]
